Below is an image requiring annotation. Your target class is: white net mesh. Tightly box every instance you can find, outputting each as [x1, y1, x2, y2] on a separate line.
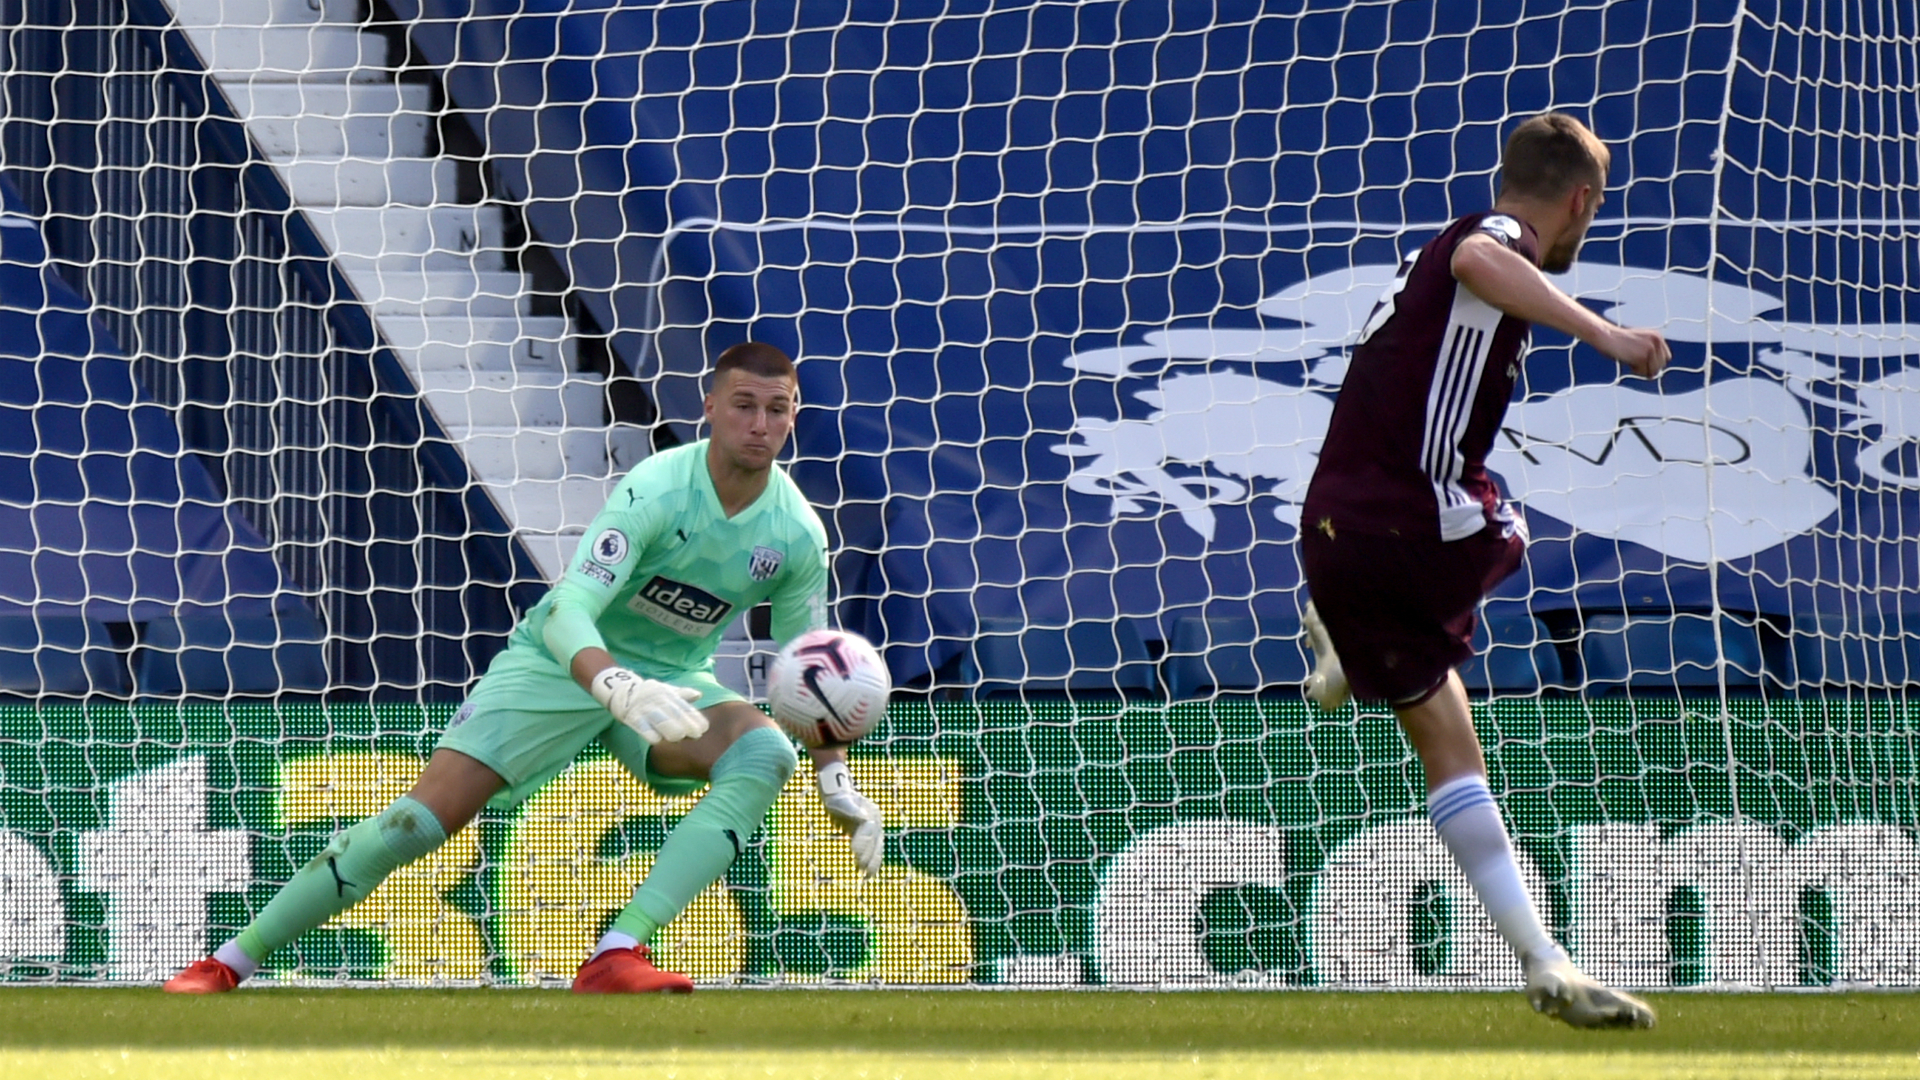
[0, 0, 1916, 988]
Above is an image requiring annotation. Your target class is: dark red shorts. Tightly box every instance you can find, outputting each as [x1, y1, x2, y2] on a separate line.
[1298, 520, 1526, 705]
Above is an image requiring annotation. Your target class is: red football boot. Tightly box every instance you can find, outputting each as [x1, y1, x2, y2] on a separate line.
[163, 957, 240, 994]
[570, 946, 694, 994]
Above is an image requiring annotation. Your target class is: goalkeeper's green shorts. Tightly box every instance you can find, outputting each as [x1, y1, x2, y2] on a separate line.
[434, 640, 745, 809]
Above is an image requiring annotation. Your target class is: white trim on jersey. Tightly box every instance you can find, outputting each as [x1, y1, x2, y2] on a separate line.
[1421, 284, 1507, 541]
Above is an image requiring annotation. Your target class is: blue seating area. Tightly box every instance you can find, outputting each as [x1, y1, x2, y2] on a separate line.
[1779, 612, 1920, 689]
[1576, 612, 1765, 691]
[133, 615, 328, 697]
[1781, 612, 1872, 687]
[1162, 615, 1310, 699]
[962, 617, 1159, 696]
[0, 610, 330, 698]
[1459, 614, 1567, 693]
[0, 614, 130, 696]
[9, 604, 1918, 701]
[959, 606, 1902, 698]
[1163, 611, 1563, 699]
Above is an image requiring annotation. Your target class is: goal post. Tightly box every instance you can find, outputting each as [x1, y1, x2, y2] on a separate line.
[1, 0, 1919, 988]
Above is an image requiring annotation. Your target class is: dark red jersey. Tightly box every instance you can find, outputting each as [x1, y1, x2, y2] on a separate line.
[1302, 211, 1541, 542]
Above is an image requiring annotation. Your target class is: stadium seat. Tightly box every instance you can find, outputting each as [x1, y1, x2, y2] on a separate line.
[1784, 611, 1920, 688]
[134, 615, 328, 696]
[1896, 613, 1920, 687]
[963, 617, 1158, 696]
[1459, 614, 1565, 693]
[1868, 612, 1920, 688]
[1161, 614, 1310, 699]
[0, 613, 130, 696]
[1577, 612, 1763, 692]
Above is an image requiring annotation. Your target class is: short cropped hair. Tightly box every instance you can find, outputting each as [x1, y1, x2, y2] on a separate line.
[1499, 113, 1609, 200]
[713, 341, 797, 386]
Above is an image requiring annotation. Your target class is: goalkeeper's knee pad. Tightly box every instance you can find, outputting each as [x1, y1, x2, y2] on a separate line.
[372, 795, 451, 864]
[305, 794, 449, 895]
[711, 724, 799, 791]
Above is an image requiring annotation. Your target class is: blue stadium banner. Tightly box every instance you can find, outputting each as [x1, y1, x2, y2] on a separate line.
[552, 1, 1920, 683]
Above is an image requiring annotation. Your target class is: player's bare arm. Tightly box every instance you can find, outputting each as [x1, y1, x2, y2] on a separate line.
[1451, 233, 1671, 377]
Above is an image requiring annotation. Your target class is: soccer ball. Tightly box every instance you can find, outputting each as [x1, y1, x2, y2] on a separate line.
[766, 629, 891, 748]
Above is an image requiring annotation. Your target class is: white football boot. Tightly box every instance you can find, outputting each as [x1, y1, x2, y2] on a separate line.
[1302, 601, 1351, 712]
[1524, 953, 1657, 1030]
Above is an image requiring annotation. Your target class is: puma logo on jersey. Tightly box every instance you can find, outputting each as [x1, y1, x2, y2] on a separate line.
[627, 575, 735, 636]
[328, 856, 357, 898]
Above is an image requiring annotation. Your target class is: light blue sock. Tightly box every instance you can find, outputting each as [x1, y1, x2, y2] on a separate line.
[1429, 774, 1564, 965]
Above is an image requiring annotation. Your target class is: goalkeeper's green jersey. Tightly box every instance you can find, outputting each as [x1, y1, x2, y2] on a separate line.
[510, 439, 830, 672]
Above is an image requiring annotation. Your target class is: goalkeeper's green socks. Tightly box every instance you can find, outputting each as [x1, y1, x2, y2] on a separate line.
[596, 725, 797, 956]
[213, 795, 450, 979]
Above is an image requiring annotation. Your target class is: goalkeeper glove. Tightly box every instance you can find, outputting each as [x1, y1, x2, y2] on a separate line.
[816, 760, 884, 877]
[589, 667, 708, 745]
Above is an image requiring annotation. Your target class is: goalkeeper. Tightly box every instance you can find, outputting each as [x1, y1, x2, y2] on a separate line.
[1298, 113, 1668, 1028]
[166, 342, 883, 994]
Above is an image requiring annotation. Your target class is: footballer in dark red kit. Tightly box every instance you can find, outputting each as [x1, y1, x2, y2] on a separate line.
[1297, 112, 1671, 1029]
[1301, 209, 1540, 706]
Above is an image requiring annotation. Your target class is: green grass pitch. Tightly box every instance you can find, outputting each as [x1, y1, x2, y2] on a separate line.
[3, 989, 1916, 1079]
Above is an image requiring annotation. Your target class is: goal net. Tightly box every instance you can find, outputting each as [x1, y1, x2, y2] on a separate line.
[1, 0, 1917, 989]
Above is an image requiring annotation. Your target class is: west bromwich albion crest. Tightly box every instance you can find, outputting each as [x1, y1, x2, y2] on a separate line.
[749, 545, 784, 581]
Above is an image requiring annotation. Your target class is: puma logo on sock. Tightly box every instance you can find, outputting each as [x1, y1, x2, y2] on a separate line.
[328, 856, 357, 898]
